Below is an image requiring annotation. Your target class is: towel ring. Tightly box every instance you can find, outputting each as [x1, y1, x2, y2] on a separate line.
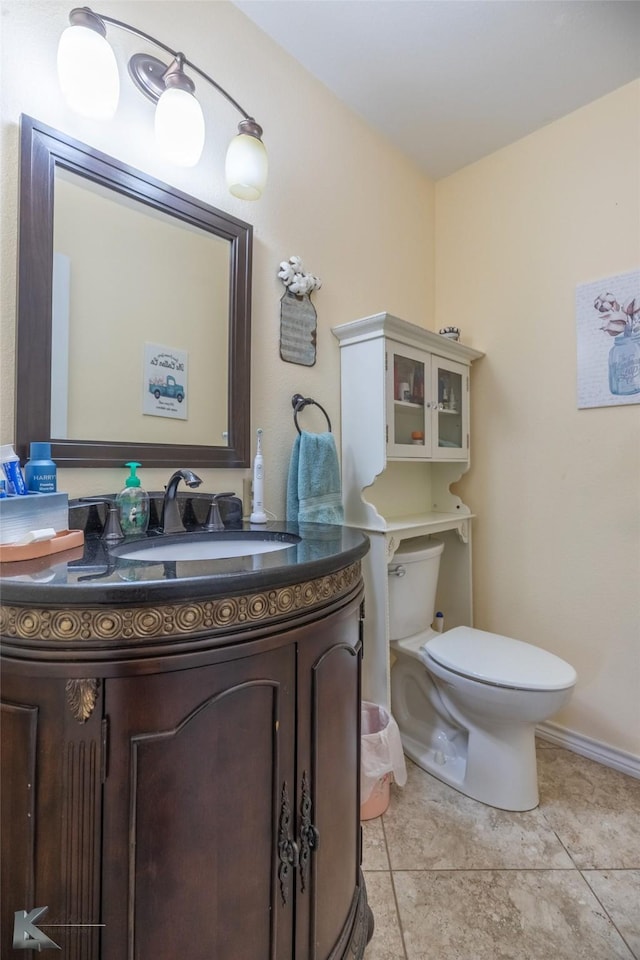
[292, 394, 332, 434]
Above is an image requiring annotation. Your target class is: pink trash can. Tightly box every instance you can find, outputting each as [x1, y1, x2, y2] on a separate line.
[360, 702, 407, 820]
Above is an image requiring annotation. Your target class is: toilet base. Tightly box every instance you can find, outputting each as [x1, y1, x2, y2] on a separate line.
[400, 724, 540, 811]
[390, 641, 542, 811]
[400, 729, 467, 790]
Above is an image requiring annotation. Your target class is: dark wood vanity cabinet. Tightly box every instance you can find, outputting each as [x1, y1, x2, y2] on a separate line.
[101, 645, 299, 960]
[1, 577, 370, 960]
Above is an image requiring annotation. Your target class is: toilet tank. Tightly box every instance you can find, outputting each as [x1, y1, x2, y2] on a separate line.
[388, 536, 444, 639]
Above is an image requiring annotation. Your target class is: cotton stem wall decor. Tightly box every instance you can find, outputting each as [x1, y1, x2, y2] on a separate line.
[278, 256, 322, 367]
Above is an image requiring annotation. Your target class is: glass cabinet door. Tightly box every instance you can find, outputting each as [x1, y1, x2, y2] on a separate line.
[386, 344, 431, 457]
[432, 358, 468, 459]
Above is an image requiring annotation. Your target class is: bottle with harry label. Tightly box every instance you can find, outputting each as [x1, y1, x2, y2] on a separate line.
[25, 442, 57, 493]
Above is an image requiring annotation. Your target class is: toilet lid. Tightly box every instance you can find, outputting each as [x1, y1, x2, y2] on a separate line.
[424, 626, 576, 691]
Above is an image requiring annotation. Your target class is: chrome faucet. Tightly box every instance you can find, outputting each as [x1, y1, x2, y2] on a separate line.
[161, 469, 203, 534]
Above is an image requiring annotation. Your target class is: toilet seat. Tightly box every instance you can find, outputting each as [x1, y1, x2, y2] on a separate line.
[423, 626, 576, 691]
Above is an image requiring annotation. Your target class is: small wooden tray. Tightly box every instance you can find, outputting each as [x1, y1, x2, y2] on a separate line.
[0, 529, 84, 563]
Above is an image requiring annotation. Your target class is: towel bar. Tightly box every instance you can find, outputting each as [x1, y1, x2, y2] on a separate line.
[291, 394, 332, 434]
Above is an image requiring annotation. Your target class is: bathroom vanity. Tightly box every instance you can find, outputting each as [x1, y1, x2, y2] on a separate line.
[0, 511, 370, 960]
[332, 313, 484, 707]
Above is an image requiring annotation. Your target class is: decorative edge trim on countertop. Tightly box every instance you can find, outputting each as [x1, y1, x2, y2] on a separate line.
[1, 562, 361, 647]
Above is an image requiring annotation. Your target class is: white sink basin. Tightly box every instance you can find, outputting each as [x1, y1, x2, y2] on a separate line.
[114, 534, 299, 563]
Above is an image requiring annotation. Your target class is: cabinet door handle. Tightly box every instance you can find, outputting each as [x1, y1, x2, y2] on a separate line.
[278, 781, 299, 905]
[298, 770, 319, 893]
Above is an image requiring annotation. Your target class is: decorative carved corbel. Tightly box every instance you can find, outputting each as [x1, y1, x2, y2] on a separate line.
[455, 519, 470, 544]
[65, 679, 100, 723]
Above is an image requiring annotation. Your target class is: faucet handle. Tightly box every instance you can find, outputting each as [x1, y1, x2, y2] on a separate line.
[202, 500, 223, 532]
[202, 492, 236, 532]
[79, 498, 124, 541]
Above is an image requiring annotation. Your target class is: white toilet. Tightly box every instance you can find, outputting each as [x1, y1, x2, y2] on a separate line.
[388, 536, 576, 811]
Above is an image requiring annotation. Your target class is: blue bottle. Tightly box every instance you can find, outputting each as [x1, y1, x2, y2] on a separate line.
[0, 444, 28, 495]
[25, 442, 57, 493]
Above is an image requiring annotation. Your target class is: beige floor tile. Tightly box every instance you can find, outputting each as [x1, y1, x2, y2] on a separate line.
[538, 748, 640, 868]
[363, 872, 406, 959]
[362, 816, 390, 871]
[384, 760, 573, 870]
[582, 870, 640, 958]
[393, 869, 636, 960]
[535, 736, 556, 749]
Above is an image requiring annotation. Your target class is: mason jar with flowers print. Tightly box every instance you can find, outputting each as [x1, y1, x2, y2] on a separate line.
[594, 293, 640, 396]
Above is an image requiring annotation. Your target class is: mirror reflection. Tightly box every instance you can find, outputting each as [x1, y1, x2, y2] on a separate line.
[16, 115, 252, 469]
[52, 168, 229, 447]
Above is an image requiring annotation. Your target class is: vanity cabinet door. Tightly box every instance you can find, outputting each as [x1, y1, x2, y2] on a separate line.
[294, 600, 364, 960]
[100, 646, 296, 960]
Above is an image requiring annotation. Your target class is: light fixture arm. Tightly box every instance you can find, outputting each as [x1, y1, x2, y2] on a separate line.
[68, 6, 255, 124]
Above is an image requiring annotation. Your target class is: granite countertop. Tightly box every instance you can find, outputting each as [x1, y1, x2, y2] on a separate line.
[0, 512, 369, 606]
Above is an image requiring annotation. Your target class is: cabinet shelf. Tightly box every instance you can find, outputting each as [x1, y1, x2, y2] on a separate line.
[353, 510, 474, 538]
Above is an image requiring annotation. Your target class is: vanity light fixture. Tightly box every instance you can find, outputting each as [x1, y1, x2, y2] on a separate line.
[57, 7, 268, 199]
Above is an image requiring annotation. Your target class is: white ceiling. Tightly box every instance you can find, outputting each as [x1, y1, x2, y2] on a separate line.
[233, 0, 640, 179]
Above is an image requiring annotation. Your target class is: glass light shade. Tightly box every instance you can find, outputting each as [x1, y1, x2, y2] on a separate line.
[225, 133, 268, 200]
[57, 25, 119, 119]
[154, 88, 205, 167]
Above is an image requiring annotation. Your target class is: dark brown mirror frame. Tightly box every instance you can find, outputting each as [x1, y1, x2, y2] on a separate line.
[16, 115, 252, 469]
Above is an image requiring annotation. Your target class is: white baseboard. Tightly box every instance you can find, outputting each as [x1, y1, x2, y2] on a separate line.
[536, 720, 640, 779]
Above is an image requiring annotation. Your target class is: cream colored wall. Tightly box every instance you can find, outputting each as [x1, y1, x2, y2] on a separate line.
[436, 81, 640, 758]
[0, 0, 435, 502]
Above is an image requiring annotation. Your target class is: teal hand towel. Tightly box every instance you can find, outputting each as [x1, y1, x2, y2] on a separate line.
[286, 431, 344, 525]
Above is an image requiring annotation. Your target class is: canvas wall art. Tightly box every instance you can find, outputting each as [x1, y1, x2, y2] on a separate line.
[576, 269, 640, 408]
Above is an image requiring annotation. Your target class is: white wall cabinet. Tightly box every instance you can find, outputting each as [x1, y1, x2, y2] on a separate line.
[386, 343, 469, 460]
[333, 313, 484, 707]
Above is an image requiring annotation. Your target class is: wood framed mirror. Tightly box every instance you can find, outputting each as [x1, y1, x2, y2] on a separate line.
[16, 115, 252, 469]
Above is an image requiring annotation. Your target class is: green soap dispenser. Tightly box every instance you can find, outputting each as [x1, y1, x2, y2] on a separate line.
[116, 462, 150, 535]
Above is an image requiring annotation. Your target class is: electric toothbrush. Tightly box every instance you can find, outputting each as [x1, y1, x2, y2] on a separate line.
[250, 428, 268, 523]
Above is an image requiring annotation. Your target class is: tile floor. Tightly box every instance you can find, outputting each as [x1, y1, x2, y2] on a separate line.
[362, 742, 640, 959]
